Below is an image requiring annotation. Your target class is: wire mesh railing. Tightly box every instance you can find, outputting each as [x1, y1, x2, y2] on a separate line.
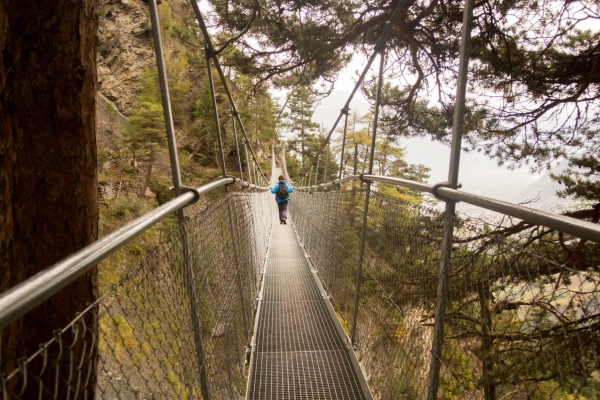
[290, 184, 600, 400]
[1, 189, 275, 399]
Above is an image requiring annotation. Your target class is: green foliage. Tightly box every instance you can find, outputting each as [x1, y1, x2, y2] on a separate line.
[440, 337, 476, 399]
[283, 86, 319, 168]
[234, 75, 279, 145]
[98, 148, 110, 171]
[149, 177, 174, 205]
[552, 154, 600, 202]
[166, 54, 191, 126]
[207, 0, 600, 203]
[124, 73, 167, 194]
[158, 1, 174, 36]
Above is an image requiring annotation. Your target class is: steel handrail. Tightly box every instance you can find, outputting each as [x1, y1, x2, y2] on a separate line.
[296, 174, 600, 244]
[0, 177, 269, 331]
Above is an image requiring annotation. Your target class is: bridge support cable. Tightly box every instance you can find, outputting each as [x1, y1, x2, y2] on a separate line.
[245, 139, 253, 185]
[425, 0, 475, 397]
[323, 143, 330, 183]
[339, 107, 350, 180]
[314, 161, 320, 186]
[297, 0, 406, 182]
[227, 197, 251, 348]
[147, 1, 212, 397]
[188, 0, 268, 187]
[205, 24, 253, 354]
[350, 49, 386, 345]
[205, 47, 228, 178]
[232, 107, 245, 181]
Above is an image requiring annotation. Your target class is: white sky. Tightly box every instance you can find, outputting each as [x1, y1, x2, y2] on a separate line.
[275, 54, 547, 205]
[197, 0, 572, 207]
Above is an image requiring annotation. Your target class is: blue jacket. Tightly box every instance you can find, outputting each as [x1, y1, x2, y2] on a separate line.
[271, 180, 294, 203]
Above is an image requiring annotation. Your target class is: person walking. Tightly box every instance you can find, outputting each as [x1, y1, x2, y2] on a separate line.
[271, 174, 293, 224]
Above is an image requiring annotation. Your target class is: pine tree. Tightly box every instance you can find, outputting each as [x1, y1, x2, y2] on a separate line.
[284, 86, 319, 169]
[125, 101, 167, 196]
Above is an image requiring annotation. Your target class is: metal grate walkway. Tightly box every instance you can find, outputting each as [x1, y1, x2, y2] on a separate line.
[247, 171, 370, 399]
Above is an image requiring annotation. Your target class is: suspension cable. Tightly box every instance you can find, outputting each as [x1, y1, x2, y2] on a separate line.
[338, 107, 350, 180]
[297, 0, 406, 182]
[427, 0, 475, 394]
[206, 47, 227, 177]
[232, 108, 244, 181]
[189, 0, 268, 186]
[351, 49, 386, 344]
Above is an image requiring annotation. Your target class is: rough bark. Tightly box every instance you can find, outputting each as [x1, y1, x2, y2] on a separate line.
[478, 287, 497, 400]
[142, 148, 155, 196]
[0, 0, 98, 397]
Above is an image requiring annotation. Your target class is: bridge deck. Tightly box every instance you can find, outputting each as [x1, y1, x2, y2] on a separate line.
[247, 189, 370, 399]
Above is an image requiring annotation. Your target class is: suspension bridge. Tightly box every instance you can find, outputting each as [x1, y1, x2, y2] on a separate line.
[1, 0, 600, 399]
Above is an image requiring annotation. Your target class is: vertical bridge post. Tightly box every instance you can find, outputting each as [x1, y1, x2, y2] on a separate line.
[426, 0, 475, 397]
[351, 49, 386, 344]
[205, 43, 252, 369]
[147, 0, 211, 398]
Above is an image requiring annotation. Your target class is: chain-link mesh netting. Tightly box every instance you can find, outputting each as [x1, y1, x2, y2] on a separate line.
[1, 190, 274, 399]
[291, 184, 600, 400]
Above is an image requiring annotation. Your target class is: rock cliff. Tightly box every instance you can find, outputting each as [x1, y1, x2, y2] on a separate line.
[97, 0, 154, 116]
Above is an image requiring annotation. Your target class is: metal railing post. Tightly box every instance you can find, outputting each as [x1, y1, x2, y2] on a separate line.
[323, 143, 330, 183]
[189, 0, 268, 182]
[315, 153, 320, 186]
[426, 0, 475, 398]
[244, 140, 253, 185]
[232, 109, 244, 181]
[147, 1, 210, 398]
[206, 47, 251, 353]
[295, 1, 405, 182]
[226, 197, 251, 352]
[205, 49, 227, 177]
[351, 49, 385, 345]
[339, 108, 350, 180]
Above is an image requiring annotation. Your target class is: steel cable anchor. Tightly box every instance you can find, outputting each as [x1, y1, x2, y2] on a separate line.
[431, 181, 462, 202]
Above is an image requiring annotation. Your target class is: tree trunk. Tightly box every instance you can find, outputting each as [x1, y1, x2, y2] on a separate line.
[478, 287, 497, 400]
[142, 148, 156, 196]
[0, 0, 98, 397]
[353, 143, 359, 175]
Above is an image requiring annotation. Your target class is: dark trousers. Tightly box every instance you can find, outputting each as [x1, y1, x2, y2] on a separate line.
[278, 201, 289, 220]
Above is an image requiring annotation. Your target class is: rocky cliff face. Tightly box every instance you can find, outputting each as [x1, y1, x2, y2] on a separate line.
[97, 0, 154, 115]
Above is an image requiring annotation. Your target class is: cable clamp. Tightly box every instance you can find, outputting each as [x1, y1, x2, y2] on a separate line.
[180, 186, 201, 205]
[341, 106, 350, 115]
[225, 175, 238, 186]
[431, 181, 462, 202]
[359, 173, 372, 184]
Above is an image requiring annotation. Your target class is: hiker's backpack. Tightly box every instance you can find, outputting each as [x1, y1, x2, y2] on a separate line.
[276, 183, 289, 199]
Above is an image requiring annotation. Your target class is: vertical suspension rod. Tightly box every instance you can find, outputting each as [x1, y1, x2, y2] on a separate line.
[147, 1, 210, 398]
[148, 0, 182, 194]
[426, 0, 475, 398]
[297, 0, 406, 182]
[232, 109, 244, 181]
[206, 48, 227, 177]
[226, 198, 250, 350]
[351, 49, 385, 344]
[315, 152, 320, 186]
[189, 0, 266, 184]
[338, 108, 350, 180]
[323, 142, 330, 183]
[244, 139, 252, 185]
